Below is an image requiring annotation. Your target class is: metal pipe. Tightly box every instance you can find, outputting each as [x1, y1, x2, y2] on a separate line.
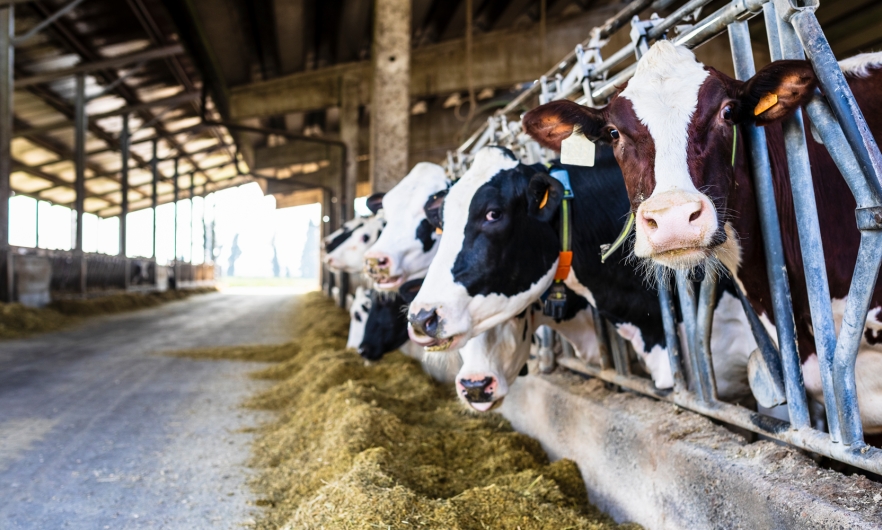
[189, 176, 195, 265]
[831, 231, 882, 446]
[74, 72, 85, 253]
[788, 9, 882, 201]
[556, 356, 882, 476]
[657, 271, 686, 393]
[675, 271, 706, 399]
[0, 5, 11, 261]
[729, 17, 810, 431]
[593, 306, 615, 371]
[770, 1, 833, 433]
[11, 0, 85, 46]
[151, 139, 158, 259]
[173, 158, 179, 288]
[695, 273, 719, 401]
[119, 114, 129, 258]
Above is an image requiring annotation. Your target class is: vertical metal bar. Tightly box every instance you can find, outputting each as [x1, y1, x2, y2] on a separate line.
[788, 9, 882, 200]
[657, 272, 686, 393]
[189, 175, 194, 265]
[593, 306, 615, 371]
[833, 231, 882, 445]
[730, 16, 811, 430]
[0, 5, 11, 257]
[34, 199, 39, 248]
[74, 72, 86, 295]
[769, 3, 833, 433]
[151, 139, 158, 260]
[173, 158, 179, 289]
[676, 270, 707, 401]
[696, 273, 719, 401]
[119, 114, 129, 258]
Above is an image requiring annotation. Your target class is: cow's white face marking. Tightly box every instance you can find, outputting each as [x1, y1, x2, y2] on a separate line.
[456, 315, 534, 411]
[620, 42, 718, 265]
[410, 148, 555, 346]
[364, 162, 447, 290]
[347, 287, 371, 350]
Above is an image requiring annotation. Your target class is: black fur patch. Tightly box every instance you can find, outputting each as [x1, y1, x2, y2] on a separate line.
[324, 221, 363, 253]
[359, 293, 409, 361]
[415, 219, 437, 253]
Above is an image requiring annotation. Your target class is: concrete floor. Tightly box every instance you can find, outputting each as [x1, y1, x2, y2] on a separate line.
[0, 291, 297, 530]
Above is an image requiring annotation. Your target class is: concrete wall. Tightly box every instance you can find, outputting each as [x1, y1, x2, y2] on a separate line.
[500, 371, 882, 529]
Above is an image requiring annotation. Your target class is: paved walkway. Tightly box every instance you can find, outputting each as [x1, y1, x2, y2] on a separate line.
[0, 290, 298, 529]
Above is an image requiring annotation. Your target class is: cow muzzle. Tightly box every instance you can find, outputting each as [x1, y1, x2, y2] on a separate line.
[456, 375, 502, 412]
[363, 252, 404, 290]
[407, 308, 460, 352]
[635, 190, 717, 269]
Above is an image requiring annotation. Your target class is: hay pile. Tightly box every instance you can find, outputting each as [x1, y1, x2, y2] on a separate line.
[0, 287, 216, 340]
[178, 292, 638, 529]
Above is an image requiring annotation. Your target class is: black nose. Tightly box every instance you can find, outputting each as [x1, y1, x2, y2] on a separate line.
[410, 308, 440, 338]
[459, 377, 494, 402]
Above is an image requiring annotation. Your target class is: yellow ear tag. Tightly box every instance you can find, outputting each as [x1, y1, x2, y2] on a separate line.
[560, 125, 595, 167]
[754, 92, 778, 116]
[435, 227, 443, 235]
[539, 188, 549, 209]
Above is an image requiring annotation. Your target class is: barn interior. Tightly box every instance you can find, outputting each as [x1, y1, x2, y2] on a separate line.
[1, 0, 882, 528]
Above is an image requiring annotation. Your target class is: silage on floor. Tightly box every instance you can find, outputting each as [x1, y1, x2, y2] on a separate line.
[0, 287, 216, 340]
[183, 291, 638, 529]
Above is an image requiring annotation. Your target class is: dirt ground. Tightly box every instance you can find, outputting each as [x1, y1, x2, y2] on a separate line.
[176, 291, 641, 529]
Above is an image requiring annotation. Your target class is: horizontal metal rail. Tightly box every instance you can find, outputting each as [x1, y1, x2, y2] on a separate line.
[557, 357, 882, 475]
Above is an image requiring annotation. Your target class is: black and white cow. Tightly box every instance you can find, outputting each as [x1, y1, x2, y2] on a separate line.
[363, 163, 448, 291]
[323, 213, 386, 273]
[409, 145, 756, 397]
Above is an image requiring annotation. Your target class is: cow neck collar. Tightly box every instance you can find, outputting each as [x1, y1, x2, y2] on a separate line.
[543, 166, 575, 319]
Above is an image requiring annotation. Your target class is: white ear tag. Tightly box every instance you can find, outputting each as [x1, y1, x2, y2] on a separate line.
[560, 126, 595, 167]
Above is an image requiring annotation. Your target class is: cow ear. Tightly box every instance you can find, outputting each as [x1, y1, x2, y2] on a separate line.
[736, 60, 817, 126]
[398, 278, 423, 304]
[527, 173, 564, 222]
[366, 192, 385, 214]
[523, 100, 606, 151]
[423, 190, 447, 233]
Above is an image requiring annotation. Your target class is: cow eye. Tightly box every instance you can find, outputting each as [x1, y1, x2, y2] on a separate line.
[721, 104, 733, 121]
[609, 129, 620, 140]
[361, 233, 370, 243]
[485, 209, 501, 222]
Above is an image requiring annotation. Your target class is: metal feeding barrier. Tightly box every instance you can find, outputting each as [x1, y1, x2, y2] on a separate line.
[446, 0, 882, 474]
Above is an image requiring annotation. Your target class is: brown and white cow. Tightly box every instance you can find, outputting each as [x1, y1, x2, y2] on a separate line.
[523, 41, 882, 432]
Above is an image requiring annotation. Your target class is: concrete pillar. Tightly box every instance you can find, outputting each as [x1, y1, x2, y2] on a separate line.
[340, 75, 360, 220]
[369, 0, 410, 193]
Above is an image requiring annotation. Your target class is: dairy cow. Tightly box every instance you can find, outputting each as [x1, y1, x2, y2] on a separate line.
[523, 42, 882, 431]
[408, 145, 756, 397]
[323, 194, 386, 273]
[363, 163, 448, 291]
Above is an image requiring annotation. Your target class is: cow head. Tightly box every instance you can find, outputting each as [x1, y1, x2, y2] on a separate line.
[323, 213, 385, 273]
[524, 41, 816, 274]
[408, 147, 560, 351]
[455, 312, 533, 412]
[363, 163, 448, 290]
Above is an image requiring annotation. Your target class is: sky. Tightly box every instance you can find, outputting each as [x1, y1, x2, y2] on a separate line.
[7, 182, 343, 279]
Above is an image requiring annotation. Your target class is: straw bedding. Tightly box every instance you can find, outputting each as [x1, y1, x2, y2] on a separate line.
[176, 291, 639, 529]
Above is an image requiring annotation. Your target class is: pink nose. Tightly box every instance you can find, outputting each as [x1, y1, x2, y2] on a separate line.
[363, 251, 392, 271]
[456, 374, 498, 402]
[639, 196, 713, 253]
